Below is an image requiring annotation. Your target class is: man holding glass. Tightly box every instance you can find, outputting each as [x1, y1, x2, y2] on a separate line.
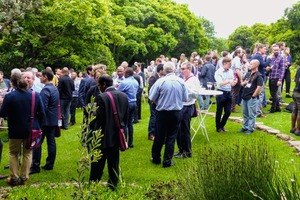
[214, 58, 237, 132]
[239, 60, 263, 134]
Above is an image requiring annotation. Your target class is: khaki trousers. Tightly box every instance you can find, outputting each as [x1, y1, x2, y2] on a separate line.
[9, 139, 32, 179]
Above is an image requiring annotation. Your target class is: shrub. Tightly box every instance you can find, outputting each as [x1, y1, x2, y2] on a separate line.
[176, 138, 300, 199]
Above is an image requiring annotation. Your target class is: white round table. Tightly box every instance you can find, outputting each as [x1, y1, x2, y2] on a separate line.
[191, 89, 223, 142]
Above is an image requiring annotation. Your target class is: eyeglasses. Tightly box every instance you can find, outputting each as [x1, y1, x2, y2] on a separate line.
[181, 68, 187, 70]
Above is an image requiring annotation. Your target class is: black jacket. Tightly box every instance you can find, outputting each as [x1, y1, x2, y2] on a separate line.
[58, 75, 74, 100]
[93, 87, 128, 149]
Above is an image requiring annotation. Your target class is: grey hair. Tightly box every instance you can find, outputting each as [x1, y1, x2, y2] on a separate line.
[163, 61, 175, 73]
[181, 61, 192, 70]
[11, 68, 22, 76]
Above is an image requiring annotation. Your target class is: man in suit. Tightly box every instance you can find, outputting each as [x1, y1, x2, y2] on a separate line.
[58, 67, 74, 130]
[147, 64, 164, 140]
[78, 65, 93, 108]
[30, 69, 60, 174]
[90, 75, 128, 189]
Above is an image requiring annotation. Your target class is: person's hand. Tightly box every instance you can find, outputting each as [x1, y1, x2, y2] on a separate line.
[266, 66, 271, 71]
[277, 80, 282, 87]
[231, 78, 238, 86]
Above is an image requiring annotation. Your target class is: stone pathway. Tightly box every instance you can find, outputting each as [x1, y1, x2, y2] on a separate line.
[203, 110, 300, 155]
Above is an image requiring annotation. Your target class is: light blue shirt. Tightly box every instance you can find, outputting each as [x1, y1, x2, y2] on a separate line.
[214, 67, 234, 92]
[32, 84, 42, 93]
[118, 76, 138, 103]
[231, 56, 241, 72]
[149, 73, 188, 111]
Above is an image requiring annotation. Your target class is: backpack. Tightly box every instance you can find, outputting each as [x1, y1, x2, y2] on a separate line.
[285, 102, 294, 113]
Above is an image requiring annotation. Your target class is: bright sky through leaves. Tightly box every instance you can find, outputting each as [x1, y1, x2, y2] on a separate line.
[175, 0, 298, 38]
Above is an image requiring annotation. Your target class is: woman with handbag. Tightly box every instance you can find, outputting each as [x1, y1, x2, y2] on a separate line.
[0, 73, 44, 186]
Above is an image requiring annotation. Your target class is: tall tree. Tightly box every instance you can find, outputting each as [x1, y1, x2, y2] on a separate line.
[227, 26, 254, 51]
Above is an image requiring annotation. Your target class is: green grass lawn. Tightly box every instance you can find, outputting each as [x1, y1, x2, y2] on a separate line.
[0, 89, 299, 198]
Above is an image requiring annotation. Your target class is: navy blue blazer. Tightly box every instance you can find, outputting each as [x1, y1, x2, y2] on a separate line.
[4, 79, 10, 91]
[41, 83, 59, 126]
[0, 89, 45, 139]
[84, 78, 97, 96]
[78, 77, 87, 107]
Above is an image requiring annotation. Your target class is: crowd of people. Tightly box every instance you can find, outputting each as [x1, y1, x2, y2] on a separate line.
[0, 40, 295, 189]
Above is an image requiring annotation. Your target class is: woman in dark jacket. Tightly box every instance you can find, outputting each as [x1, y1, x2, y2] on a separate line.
[0, 73, 44, 186]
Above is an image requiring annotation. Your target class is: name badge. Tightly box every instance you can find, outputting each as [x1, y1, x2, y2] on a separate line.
[58, 119, 62, 127]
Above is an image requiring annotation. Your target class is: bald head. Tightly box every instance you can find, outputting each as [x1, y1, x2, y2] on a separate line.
[62, 67, 69, 75]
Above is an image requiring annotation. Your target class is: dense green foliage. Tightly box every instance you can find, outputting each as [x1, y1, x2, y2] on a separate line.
[227, 2, 300, 63]
[1, 1, 300, 74]
[0, 0, 209, 74]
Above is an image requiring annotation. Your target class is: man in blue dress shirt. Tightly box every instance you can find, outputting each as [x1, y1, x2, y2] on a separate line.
[118, 68, 139, 148]
[214, 58, 237, 132]
[149, 61, 188, 168]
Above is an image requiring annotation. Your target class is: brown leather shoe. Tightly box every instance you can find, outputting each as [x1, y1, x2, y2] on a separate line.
[6, 177, 19, 186]
[19, 177, 30, 185]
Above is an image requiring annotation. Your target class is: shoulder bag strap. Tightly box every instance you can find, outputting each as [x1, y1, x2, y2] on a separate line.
[30, 91, 36, 131]
[106, 91, 121, 130]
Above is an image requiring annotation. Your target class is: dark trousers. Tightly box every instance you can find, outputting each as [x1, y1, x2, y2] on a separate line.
[32, 126, 56, 169]
[152, 110, 181, 166]
[231, 83, 241, 110]
[282, 69, 291, 94]
[70, 97, 78, 124]
[125, 102, 136, 147]
[0, 139, 2, 163]
[269, 78, 280, 111]
[177, 105, 193, 154]
[60, 99, 72, 129]
[134, 90, 142, 121]
[148, 103, 157, 137]
[90, 146, 119, 187]
[216, 91, 232, 130]
[236, 87, 244, 105]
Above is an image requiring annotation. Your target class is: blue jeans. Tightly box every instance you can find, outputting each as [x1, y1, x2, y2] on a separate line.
[198, 95, 210, 109]
[125, 102, 136, 147]
[257, 82, 265, 116]
[148, 103, 157, 137]
[242, 98, 258, 132]
[60, 99, 72, 129]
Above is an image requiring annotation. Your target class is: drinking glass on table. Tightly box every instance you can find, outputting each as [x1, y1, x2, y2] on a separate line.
[207, 82, 213, 90]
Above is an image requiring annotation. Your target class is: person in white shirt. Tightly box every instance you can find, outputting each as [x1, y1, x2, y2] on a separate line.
[175, 61, 201, 159]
